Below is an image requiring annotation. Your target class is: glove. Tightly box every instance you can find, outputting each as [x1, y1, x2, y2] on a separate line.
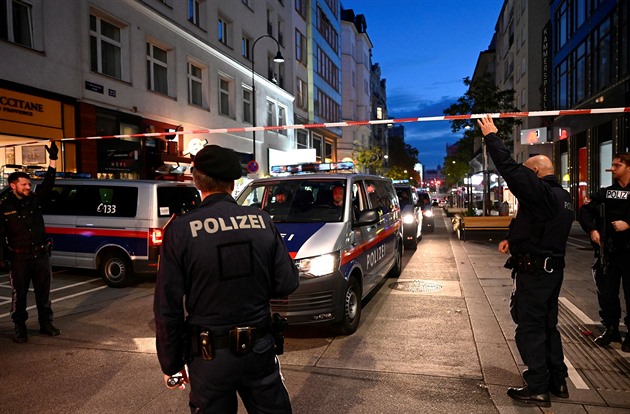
[46, 141, 59, 160]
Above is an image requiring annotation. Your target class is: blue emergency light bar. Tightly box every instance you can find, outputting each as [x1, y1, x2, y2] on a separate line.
[34, 171, 93, 179]
[270, 161, 354, 175]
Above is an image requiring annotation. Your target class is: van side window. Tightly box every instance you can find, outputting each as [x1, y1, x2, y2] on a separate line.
[157, 187, 201, 216]
[77, 186, 138, 217]
[364, 179, 392, 215]
[42, 186, 79, 215]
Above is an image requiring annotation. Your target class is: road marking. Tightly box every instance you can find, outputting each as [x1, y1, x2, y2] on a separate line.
[565, 356, 590, 389]
[0, 285, 108, 319]
[50, 278, 101, 292]
[559, 296, 597, 325]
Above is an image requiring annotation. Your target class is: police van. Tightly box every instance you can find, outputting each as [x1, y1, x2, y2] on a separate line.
[34, 179, 200, 287]
[236, 162, 402, 334]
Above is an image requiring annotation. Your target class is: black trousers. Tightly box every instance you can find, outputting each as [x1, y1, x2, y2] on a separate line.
[9, 254, 54, 326]
[188, 334, 292, 414]
[510, 268, 567, 394]
[593, 252, 630, 328]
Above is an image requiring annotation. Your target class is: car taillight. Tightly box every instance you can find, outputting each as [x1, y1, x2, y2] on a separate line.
[149, 228, 163, 246]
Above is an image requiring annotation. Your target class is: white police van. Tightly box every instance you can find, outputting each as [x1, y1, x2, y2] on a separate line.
[35, 179, 200, 287]
[236, 162, 402, 334]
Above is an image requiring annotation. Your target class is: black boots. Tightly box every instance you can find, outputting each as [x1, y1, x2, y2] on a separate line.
[594, 326, 622, 346]
[39, 322, 61, 336]
[13, 323, 27, 343]
[507, 387, 551, 407]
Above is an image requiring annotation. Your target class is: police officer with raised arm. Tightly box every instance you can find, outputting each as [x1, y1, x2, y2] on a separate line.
[0, 141, 60, 343]
[578, 153, 630, 352]
[154, 144, 299, 413]
[478, 115, 574, 407]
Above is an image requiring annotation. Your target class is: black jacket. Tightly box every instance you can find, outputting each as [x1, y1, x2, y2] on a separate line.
[0, 167, 56, 260]
[578, 183, 630, 250]
[485, 133, 574, 255]
[154, 192, 299, 375]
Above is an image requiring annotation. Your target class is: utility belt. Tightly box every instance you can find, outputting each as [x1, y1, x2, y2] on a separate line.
[186, 314, 288, 361]
[504, 253, 565, 274]
[9, 239, 53, 257]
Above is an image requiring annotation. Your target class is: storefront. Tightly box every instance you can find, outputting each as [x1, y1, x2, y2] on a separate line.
[0, 81, 76, 182]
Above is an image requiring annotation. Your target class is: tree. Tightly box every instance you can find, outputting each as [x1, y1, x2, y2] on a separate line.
[443, 73, 519, 185]
[353, 143, 384, 175]
[387, 134, 420, 182]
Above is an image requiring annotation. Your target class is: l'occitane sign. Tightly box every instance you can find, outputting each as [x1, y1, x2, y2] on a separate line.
[0, 88, 62, 128]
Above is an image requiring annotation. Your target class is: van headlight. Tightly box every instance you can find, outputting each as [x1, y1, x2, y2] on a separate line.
[295, 252, 339, 278]
[402, 214, 415, 224]
[423, 210, 434, 217]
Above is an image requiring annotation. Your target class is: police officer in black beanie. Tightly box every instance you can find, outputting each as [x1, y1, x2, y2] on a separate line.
[0, 141, 60, 343]
[154, 144, 299, 413]
[478, 115, 574, 407]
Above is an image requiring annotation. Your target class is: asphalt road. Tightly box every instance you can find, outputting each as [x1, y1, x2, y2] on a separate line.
[0, 211, 628, 413]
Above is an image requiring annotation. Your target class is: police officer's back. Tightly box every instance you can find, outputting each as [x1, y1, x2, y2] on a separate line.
[154, 144, 299, 413]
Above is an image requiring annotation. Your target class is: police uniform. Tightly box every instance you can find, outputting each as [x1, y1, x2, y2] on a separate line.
[485, 132, 574, 400]
[0, 166, 58, 341]
[154, 145, 299, 414]
[578, 182, 630, 348]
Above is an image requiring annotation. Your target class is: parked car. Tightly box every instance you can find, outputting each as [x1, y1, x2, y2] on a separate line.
[237, 164, 403, 334]
[417, 191, 434, 233]
[394, 184, 423, 249]
[32, 179, 201, 287]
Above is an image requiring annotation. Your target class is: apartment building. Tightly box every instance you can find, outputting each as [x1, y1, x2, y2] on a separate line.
[340, 8, 372, 164]
[0, 0, 295, 179]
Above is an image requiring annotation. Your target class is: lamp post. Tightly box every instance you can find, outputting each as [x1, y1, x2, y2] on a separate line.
[250, 34, 284, 166]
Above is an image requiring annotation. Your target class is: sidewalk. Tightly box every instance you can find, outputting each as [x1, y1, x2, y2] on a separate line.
[451, 216, 630, 413]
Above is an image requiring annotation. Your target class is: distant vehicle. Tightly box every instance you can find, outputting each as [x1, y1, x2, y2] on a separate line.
[237, 163, 403, 335]
[416, 191, 434, 233]
[394, 184, 423, 249]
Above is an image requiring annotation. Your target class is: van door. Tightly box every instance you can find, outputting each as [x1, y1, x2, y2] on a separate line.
[362, 179, 397, 287]
[74, 185, 145, 268]
[41, 184, 78, 267]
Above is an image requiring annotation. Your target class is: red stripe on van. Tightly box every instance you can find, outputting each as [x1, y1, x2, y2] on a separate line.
[46, 226, 148, 239]
[339, 223, 400, 265]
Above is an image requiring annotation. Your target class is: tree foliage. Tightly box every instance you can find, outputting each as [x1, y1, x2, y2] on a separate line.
[387, 134, 420, 182]
[442, 74, 520, 185]
[353, 143, 384, 175]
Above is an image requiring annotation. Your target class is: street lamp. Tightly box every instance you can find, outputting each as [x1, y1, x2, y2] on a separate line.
[250, 34, 284, 166]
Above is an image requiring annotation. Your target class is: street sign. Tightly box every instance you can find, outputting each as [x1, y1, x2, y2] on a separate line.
[246, 160, 259, 174]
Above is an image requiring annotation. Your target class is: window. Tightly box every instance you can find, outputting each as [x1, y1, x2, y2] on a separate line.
[295, 29, 306, 65]
[315, 89, 340, 122]
[242, 87, 252, 123]
[218, 16, 229, 45]
[266, 100, 276, 126]
[242, 35, 251, 59]
[0, 0, 33, 48]
[316, 46, 339, 91]
[219, 77, 232, 117]
[187, 62, 203, 107]
[90, 13, 124, 79]
[297, 130, 308, 149]
[278, 106, 287, 135]
[295, 0, 307, 19]
[277, 18, 284, 46]
[316, 6, 338, 53]
[313, 134, 322, 161]
[146, 42, 168, 95]
[296, 77, 308, 110]
[188, 0, 200, 26]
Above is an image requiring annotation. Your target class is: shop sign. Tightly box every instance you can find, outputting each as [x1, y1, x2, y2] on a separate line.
[0, 88, 62, 128]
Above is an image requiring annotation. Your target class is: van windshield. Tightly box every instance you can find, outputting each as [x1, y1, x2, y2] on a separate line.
[237, 179, 346, 223]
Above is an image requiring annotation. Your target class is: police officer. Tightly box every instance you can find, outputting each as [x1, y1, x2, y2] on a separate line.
[578, 153, 630, 352]
[478, 115, 574, 407]
[154, 144, 299, 414]
[0, 141, 60, 343]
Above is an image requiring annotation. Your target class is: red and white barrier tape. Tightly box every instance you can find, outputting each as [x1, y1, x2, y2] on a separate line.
[43, 106, 630, 142]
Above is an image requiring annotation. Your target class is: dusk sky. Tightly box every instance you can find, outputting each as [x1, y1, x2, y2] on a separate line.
[341, 0, 504, 168]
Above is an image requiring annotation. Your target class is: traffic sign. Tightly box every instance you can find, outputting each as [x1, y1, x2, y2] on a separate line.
[246, 160, 259, 174]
